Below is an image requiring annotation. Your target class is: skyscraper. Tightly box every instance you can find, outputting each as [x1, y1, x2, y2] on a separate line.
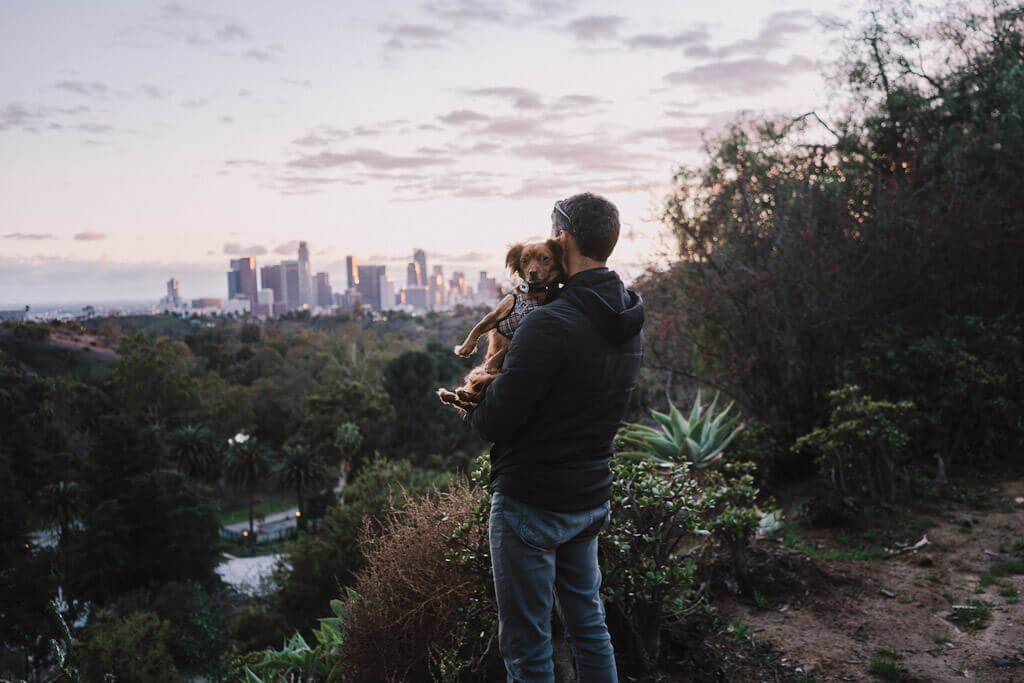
[357, 264, 386, 311]
[412, 248, 427, 287]
[298, 241, 314, 307]
[314, 272, 333, 307]
[346, 255, 359, 289]
[228, 257, 258, 305]
[406, 261, 422, 288]
[281, 260, 301, 309]
[260, 265, 283, 305]
[165, 278, 181, 307]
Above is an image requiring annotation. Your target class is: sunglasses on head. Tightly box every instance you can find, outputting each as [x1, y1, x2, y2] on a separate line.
[551, 201, 572, 238]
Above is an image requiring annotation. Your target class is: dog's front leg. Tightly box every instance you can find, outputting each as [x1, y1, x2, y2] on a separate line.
[455, 294, 514, 357]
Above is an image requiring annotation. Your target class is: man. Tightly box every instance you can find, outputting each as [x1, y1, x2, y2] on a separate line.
[465, 192, 645, 682]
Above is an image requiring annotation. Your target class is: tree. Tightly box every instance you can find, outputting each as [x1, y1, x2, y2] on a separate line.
[168, 424, 220, 481]
[225, 432, 275, 548]
[39, 480, 82, 576]
[109, 333, 199, 428]
[298, 380, 396, 475]
[276, 443, 330, 532]
[382, 351, 449, 462]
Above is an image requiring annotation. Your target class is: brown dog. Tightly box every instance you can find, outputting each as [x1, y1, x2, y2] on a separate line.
[438, 239, 564, 412]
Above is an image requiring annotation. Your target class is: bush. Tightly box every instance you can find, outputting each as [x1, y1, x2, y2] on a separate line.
[793, 385, 916, 504]
[74, 610, 179, 683]
[846, 315, 1024, 484]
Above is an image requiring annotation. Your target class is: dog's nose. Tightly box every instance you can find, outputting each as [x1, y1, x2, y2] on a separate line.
[528, 269, 539, 280]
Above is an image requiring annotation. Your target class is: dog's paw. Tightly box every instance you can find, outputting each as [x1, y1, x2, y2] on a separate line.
[437, 388, 457, 405]
[454, 343, 476, 357]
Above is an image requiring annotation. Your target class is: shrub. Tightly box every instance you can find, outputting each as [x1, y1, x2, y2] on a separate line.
[793, 385, 916, 504]
[73, 610, 179, 683]
[846, 315, 1024, 485]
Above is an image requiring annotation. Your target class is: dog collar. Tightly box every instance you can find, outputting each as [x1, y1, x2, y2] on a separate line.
[518, 280, 562, 294]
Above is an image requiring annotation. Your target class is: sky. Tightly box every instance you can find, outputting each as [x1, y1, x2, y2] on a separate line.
[0, 0, 865, 306]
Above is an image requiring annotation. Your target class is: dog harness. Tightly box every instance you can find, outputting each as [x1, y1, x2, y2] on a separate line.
[497, 293, 539, 339]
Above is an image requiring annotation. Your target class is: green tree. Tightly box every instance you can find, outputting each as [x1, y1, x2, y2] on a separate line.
[39, 480, 82, 575]
[168, 424, 220, 481]
[382, 350, 449, 462]
[298, 380, 396, 475]
[225, 432, 276, 547]
[75, 610, 179, 683]
[277, 443, 330, 532]
[109, 332, 199, 428]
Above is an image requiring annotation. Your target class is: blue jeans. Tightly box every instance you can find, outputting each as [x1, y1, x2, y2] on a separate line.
[489, 490, 618, 682]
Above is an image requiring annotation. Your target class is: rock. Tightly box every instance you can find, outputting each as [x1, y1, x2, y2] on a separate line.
[880, 589, 896, 599]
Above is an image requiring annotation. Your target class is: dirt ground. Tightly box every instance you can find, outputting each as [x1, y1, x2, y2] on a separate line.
[720, 480, 1024, 682]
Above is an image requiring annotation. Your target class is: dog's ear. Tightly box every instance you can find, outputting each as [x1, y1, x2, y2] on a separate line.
[505, 243, 524, 278]
[546, 238, 565, 275]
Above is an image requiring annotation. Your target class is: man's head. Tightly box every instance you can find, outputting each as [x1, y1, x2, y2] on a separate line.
[550, 192, 620, 263]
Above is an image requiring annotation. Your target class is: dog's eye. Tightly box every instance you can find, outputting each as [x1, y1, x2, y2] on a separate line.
[542, 256, 549, 262]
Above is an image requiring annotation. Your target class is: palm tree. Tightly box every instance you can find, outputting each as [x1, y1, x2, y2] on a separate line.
[277, 443, 329, 532]
[169, 424, 218, 480]
[225, 432, 275, 548]
[39, 480, 82, 576]
[333, 422, 362, 497]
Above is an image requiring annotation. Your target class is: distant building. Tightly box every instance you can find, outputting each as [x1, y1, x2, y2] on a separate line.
[315, 272, 333, 307]
[413, 248, 427, 287]
[191, 297, 223, 309]
[402, 286, 428, 311]
[253, 288, 274, 317]
[356, 265, 386, 311]
[281, 260, 301, 309]
[298, 241, 314, 307]
[346, 255, 359, 289]
[406, 261, 421, 289]
[428, 266, 446, 310]
[223, 296, 252, 315]
[477, 271, 499, 304]
[228, 257, 258, 306]
[379, 273, 395, 311]
[338, 287, 362, 311]
[163, 278, 182, 307]
[260, 265, 283, 305]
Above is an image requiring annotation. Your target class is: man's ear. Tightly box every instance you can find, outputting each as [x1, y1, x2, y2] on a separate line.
[505, 243, 524, 278]
[546, 238, 564, 272]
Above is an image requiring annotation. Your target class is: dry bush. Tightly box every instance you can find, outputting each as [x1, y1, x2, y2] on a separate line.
[340, 476, 488, 681]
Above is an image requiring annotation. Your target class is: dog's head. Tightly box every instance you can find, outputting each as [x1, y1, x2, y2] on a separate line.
[505, 239, 564, 287]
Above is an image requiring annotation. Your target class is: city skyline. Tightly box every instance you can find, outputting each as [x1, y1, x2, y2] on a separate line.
[2, 0, 875, 305]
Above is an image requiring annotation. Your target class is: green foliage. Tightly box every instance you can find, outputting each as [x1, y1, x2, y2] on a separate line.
[847, 315, 1024, 480]
[794, 385, 915, 503]
[636, 2, 1024, 444]
[168, 423, 221, 481]
[705, 461, 762, 583]
[276, 443, 331, 531]
[245, 599, 348, 682]
[616, 389, 744, 469]
[299, 379, 396, 474]
[110, 332, 199, 428]
[74, 610, 179, 683]
[600, 458, 709, 670]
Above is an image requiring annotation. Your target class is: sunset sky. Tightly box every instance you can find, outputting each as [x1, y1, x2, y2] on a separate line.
[1, 0, 867, 305]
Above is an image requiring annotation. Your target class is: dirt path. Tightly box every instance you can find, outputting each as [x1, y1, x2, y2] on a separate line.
[721, 480, 1024, 681]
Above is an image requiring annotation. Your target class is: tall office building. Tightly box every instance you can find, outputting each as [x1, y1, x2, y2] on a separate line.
[260, 265, 283, 305]
[379, 273, 395, 311]
[228, 258, 258, 305]
[428, 266, 446, 310]
[406, 261, 422, 288]
[346, 255, 359, 289]
[356, 264, 386, 311]
[297, 241, 314, 307]
[477, 271, 498, 303]
[281, 260, 302, 309]
[412, 248, 427, 287]
[165, 278, 181, 307]
[314, 272, 333, 307]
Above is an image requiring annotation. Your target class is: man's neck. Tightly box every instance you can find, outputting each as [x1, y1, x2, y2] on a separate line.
[566, 256, 606, 278]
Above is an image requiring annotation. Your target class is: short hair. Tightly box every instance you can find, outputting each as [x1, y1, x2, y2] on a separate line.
[552, 192, 620, 261]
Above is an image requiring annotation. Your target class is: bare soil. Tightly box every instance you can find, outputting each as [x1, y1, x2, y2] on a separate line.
[719, 480, 1024, 682]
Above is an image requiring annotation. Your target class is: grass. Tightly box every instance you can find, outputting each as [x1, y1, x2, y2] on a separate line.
[868, 648, 911, 681]
[949, 600, 991, 631]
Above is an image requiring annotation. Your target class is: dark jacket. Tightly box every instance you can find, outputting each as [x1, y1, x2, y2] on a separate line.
[466, 267, 645, 511]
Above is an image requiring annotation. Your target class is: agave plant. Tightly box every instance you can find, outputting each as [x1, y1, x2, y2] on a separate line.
[616, 389, 744, 469]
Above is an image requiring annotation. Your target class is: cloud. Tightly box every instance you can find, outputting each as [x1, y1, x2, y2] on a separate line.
[74, 232, 107, 241]
[78, 123, 115, 134]
[274, 241, 300, 255]
[180, 98, 208, 107]
[438, 109, 489, 125]
[223, 242, 267, 255]
[664, 55, 817, 95]
[54, 80, 109, 97]
[467, 87, 543, 110]
[224, 159, 266, 166]
[509, 139, 651, 171]
[243, 45, 283, 62]
[2, 232, 56, 240]
[291, 134, 332, 146]
[564, 15, 625, 41]
[684, 10, 817, 59]
[287, 148, 455, 170]
[422, 0, 506, 24]
[429, 251, 495, 263]
[379, 23, 450, 50]
[282, 77, 312, 87]
[219, 116, 234, 124]
[551, 94, 607, 110]
[140, 84, 164, 98]
[625, 28, 708, 49]
[216, 22, 250, 41]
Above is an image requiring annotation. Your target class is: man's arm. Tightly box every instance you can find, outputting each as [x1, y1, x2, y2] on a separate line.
[465, 309, 565, 443]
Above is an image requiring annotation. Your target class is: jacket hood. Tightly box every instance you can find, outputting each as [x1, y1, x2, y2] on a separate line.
[559, 267, 645, 344]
